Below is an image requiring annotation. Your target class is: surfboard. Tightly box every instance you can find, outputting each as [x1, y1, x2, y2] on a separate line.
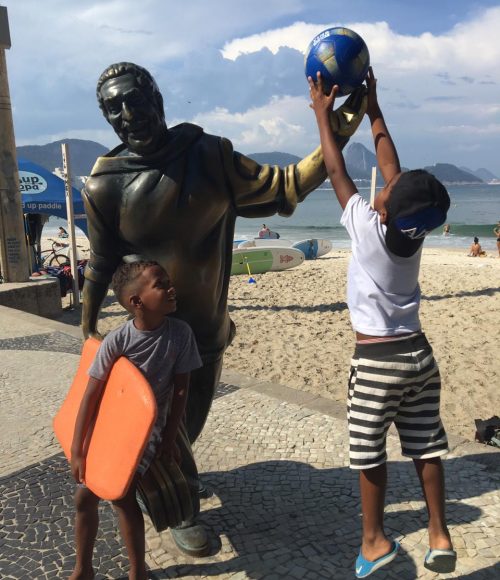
[292, 239, 333, 260]
[268, 247, 305, 271]
[231, 248, 274, 275]
[238, 238, 292, 249]
[53, 337, 157, 500]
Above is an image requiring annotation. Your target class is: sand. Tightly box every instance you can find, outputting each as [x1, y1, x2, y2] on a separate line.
[47, 234, 500, 442]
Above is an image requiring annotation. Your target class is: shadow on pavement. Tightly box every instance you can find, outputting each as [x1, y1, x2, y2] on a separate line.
[0, 451, 496, 579]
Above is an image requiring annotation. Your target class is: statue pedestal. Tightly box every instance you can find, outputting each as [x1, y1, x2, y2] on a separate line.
[0, 279, 62, 318]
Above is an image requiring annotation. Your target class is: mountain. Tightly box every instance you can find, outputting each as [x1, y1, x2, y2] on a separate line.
[344, 143, 483, 184]
[423, 163, 482, 184]
[247, 151, 301, 166]
[16, 139, 108, 177]
[15, 138, 489, 185]
[344, 142, 376, 179]
[344, 142, 407, 184]
[460, 166, 498, 182]
[248, 145, 381, 182]
[344, 142, 385, 182]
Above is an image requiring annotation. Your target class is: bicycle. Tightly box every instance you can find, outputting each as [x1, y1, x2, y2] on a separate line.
[39, 239, 70, 268]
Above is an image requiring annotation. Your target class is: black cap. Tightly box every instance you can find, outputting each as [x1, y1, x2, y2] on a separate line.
[385, 170, 450, 257]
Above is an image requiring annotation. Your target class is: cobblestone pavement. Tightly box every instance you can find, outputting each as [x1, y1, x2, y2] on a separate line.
[1, 306, 499, 579]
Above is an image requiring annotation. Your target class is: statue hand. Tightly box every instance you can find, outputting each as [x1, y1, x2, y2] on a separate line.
[329, 85, 367, 140]
[82, 326, 104, 341]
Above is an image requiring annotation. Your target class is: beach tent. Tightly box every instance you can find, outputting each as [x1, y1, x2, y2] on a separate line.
[19, 158, 88, 236]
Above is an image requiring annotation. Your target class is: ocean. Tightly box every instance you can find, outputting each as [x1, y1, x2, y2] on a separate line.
[45, 183, 500, 252]
[235, 183, 500, 252]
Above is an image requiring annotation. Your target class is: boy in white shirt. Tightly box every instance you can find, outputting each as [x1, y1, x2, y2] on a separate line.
[309, 68, 456, 578]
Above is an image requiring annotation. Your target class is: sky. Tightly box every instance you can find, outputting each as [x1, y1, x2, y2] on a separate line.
[3, 0, 500, 176]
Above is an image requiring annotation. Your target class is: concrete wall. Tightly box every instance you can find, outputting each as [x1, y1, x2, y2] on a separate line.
[0, 279, 62, 318]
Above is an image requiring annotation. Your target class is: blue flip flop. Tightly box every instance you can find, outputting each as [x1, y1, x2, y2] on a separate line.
[355, 541, 400, 578]
[424, 548, 457, 573]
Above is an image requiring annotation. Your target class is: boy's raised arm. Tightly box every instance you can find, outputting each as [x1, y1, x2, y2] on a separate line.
[308, 73, 357, 210]
[366, 67, 401, 184]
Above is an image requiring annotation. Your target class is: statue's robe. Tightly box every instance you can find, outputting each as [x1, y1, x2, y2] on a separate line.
[83, 122, 327, 439]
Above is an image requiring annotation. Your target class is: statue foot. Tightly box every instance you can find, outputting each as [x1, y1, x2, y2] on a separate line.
[198, 479, 213, 499]
[171, 520, 210, 557]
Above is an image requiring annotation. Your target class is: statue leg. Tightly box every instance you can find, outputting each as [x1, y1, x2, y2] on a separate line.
[186, 317, 236, 443]
[172, 322, 235, 555]
[185, 356, 224, 444]
[169, 365, 222, 558]
[136, 421, 200, 531]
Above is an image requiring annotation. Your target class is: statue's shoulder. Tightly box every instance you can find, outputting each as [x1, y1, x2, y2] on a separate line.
[84, 144, 134, 201]
[84, 168, 122, 199]
[174, 123, 227, 160]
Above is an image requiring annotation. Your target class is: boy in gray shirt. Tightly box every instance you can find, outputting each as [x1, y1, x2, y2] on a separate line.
[70, 260, 201, 580]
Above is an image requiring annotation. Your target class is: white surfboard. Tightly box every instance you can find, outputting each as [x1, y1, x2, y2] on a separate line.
[292, 239, 332, 259]
[267, 247, 305, 271]
[238, 238, 292, 249]
[316, 239, 333, 257]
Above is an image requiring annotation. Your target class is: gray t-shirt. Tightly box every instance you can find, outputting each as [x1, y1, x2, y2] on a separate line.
[88, 317, 202, 410]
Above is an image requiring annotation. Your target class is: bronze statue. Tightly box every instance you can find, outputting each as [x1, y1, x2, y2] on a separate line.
[82, 62, 366, 554]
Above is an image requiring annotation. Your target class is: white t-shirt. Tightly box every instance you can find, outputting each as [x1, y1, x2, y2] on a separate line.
[340, 193, 422, 336]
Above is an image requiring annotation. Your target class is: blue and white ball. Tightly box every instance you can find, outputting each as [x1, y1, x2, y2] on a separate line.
[304, 27, 370, 96]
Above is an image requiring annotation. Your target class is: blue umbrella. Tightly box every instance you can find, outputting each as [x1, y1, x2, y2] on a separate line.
[19, 158, 88, 236]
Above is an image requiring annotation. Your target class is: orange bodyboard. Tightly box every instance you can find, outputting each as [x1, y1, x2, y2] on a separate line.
[53, 337, 157, 500]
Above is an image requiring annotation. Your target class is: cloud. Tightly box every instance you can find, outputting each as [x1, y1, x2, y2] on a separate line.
[177, 95, 316, 154]
[4, 0, 500, 175]
[222, 22, 325, 59]
[96, 25, 153, 36]
[222, 7, 500, 77]
[435, 124, 500, 135]
[425, 96, 462, 102]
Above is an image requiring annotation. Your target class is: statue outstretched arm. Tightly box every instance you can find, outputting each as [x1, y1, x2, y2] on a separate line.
[225, 87, 366, 218]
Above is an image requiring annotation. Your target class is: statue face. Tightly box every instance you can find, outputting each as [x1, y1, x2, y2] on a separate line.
[99, 73, 167, 155]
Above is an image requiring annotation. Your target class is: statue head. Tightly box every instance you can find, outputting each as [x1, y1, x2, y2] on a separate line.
[97, 62, 168, 155]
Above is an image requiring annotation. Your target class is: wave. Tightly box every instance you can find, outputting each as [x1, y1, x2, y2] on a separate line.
[238, 223, 498, 236]
[429, 224, 496, 238]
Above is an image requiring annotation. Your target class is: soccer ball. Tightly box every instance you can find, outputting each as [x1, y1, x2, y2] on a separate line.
[304, 27, 370, 96]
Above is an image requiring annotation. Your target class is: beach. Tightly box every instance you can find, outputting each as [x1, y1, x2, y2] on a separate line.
[51, 236, 500, 442]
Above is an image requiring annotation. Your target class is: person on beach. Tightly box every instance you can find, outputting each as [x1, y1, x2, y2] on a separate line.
[58, 226, 69, 238]
[81, 62, 366, 553]
[309, 67, 456, 578]
[442, 224, 450, 236]
[468, 237, 485, 257]
[258, 224, 271, 238]
[70, 260, 201, 580]
[493, 221, 500, 257]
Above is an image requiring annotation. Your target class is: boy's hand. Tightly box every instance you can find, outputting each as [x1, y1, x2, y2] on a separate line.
[70, 453, 86, 484]
[365, 66, 379, 116]
[157, 439, 181, 464]
[308, 72, 339, 117]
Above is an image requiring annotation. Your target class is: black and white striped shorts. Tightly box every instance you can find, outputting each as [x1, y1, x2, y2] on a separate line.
[347, 333, 448, 470]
